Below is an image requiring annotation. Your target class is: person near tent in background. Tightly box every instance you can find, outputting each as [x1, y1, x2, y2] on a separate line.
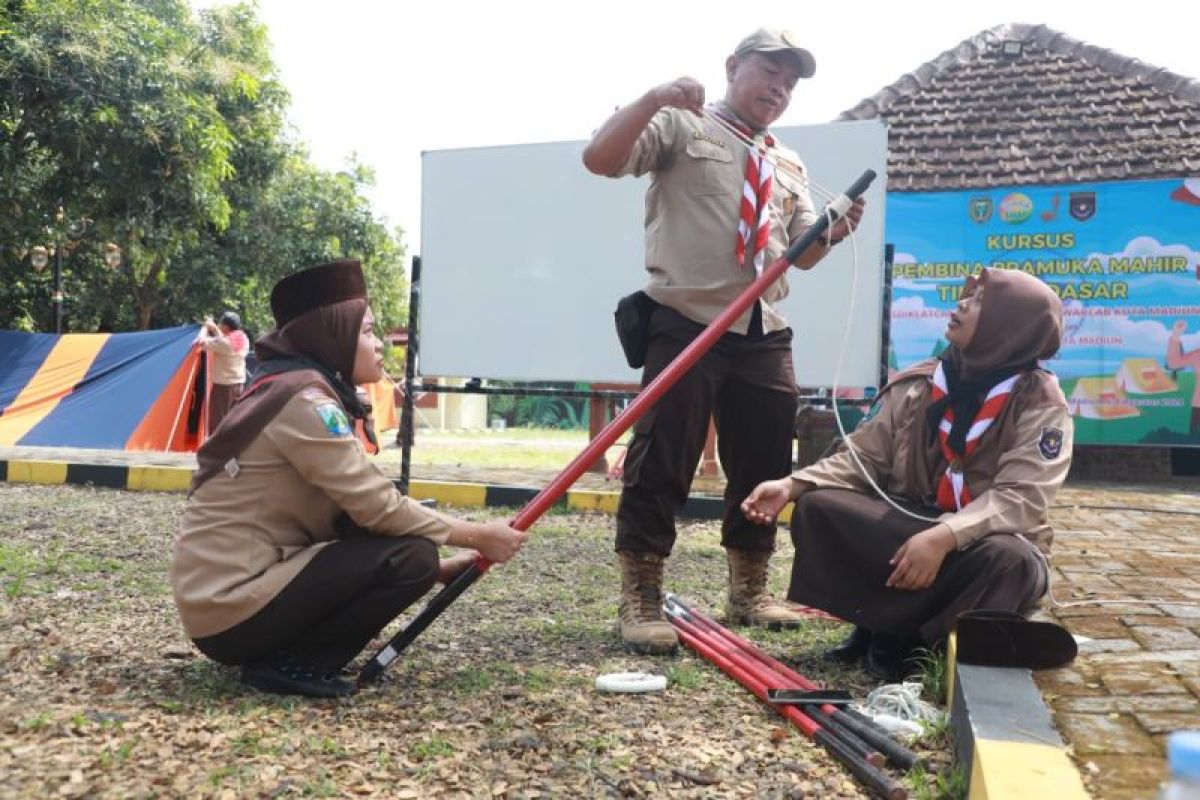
[197, 310, 250, 435]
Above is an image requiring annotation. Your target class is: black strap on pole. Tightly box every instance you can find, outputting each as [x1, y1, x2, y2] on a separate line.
[398, 255, 421, 496]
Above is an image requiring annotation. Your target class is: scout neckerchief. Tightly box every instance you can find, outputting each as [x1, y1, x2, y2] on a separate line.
[929, 361, 1020, 512]
[255, 357, 378, 453]
[710, 105, 774, 275]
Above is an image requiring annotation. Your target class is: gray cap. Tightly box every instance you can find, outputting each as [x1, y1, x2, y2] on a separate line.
[734, 29, 816, 79]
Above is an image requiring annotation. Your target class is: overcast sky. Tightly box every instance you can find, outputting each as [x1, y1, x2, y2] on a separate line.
[192, 0, 1200, 254]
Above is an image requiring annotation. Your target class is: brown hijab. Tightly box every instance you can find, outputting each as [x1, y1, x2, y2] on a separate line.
[952, 268, 1063, 381]
[191, 261, 371, 492]
[918, 267, 1063, 469]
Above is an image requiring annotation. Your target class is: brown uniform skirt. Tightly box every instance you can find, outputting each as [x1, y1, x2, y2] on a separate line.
[787, 488, 1048, 643]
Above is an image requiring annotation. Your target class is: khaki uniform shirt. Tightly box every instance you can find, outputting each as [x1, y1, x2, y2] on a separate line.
[615, 107, 820, 335]
[198, 330, 249, 386]
[792, 362, 1073, 553]
[170, 386, 452, 638]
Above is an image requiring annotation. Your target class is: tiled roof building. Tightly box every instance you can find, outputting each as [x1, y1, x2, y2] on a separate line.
[838, 23, 1200, 191]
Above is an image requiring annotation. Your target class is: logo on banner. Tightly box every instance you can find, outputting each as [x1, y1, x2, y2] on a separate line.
[998, 193, 1034, 223]
[1069, 192, 1096, 221]
[968, 197, 993, 223]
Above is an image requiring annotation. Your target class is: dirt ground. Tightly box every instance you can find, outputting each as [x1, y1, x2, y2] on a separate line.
[0, 483, 954, 799]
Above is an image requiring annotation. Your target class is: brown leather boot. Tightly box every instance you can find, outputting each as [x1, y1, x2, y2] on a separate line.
[616, 551, 679, 654]
[725, 548, 806, 629]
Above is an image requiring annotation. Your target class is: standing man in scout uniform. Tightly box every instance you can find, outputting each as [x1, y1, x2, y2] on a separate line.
[582, 29, 865, 653]
[171, 261, 527, 698]
[742, 268, 1073, 679]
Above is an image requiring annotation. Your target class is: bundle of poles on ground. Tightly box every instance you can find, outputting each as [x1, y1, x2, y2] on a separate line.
[664, 594, 918, 800]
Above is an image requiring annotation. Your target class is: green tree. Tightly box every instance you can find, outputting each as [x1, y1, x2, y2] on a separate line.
[2, 0, 243, 329]
[0, 1, 406, 333]
[197, 154, 408, 337]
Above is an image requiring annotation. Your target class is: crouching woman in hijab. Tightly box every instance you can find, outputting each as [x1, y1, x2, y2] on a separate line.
[742, 268, 1072, 680]
[170, 261, 527, 698]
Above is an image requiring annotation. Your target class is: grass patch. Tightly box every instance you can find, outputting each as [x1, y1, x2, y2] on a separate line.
[665, 662, 707, 690]
[449, 666, 494, 694]
[378, 428, 593, 471]
[907, 760, 968, 800]
[411, 735, 455, 761]
[915, 646, 949, 703]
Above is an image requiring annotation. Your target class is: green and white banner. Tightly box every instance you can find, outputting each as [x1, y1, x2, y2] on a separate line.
[887, 178, 1200, 446]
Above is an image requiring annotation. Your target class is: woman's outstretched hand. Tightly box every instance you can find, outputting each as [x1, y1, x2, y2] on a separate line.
[741, 478, 795, 526]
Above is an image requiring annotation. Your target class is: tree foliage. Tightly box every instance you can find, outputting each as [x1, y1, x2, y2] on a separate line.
[0, 0, 406, 334]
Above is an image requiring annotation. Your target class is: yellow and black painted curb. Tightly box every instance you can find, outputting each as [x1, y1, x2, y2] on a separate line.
[0, 458, 733, 519]
[947, 633, 1089, 800]
[0, 459, 194, 492]
[405, 479, 728, 520]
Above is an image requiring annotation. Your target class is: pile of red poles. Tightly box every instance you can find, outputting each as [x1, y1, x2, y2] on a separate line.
[664, 594, 919, 800]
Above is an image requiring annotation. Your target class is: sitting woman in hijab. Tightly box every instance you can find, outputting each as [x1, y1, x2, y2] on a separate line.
[170, 260, 527, 698]
[741, 268, 1072, 680]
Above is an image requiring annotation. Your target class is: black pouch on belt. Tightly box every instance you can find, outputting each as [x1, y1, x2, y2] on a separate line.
[613, 290, 659, 369]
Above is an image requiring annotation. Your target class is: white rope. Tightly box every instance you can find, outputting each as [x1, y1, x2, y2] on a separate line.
[863, 681, 942, 723]
[854, 681, 942, 739]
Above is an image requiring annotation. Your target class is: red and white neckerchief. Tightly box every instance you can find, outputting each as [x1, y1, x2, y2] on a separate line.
[929, 362, 1019, 512]
[711, 107, 775, 275]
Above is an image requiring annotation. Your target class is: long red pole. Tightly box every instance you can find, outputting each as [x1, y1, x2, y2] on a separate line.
[358, 170, 877, 684]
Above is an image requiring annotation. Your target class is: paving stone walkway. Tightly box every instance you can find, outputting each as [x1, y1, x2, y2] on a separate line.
[1033, 486, 1200, 799]
[2, 443, 1198, 797]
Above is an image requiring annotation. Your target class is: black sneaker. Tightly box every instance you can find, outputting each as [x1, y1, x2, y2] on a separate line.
[823, 626, 872, 664]
[241, 655, 354, 699]
[864, 633, 922, 682]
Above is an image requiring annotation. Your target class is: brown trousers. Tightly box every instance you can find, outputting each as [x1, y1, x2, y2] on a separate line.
[616, 305, 798, 556]
[207, 383, 242, 435]
[788, 488, 1047, 643]
[193, 535, 439, 671]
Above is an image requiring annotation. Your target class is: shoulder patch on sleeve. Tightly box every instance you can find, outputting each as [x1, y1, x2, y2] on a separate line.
[314, 402, 352, 437]
[1037, 426, 1064, 460]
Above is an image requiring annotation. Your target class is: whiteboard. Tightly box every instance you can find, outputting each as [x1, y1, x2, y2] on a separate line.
[420, 119, 888, 387]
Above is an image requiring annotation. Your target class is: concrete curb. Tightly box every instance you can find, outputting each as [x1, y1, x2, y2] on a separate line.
[947, 635, 1090, 799]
